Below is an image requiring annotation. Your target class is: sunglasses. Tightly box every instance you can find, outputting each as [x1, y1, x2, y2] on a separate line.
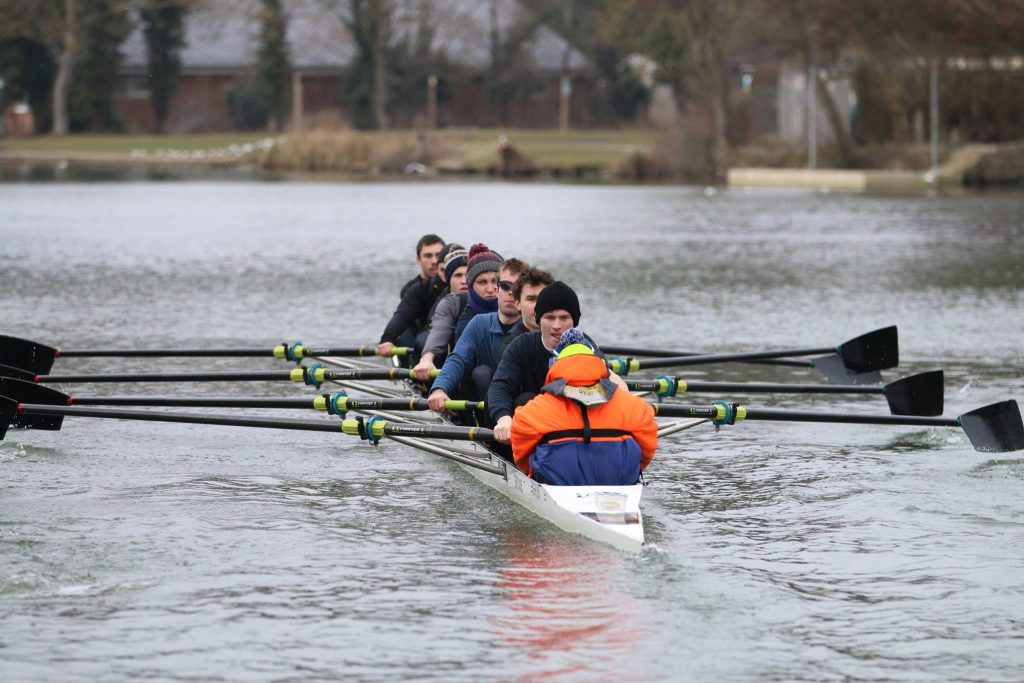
[498, 280, 514, 292]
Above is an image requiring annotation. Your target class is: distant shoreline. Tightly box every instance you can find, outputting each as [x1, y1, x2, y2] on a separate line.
[3, 131, 1020, 189]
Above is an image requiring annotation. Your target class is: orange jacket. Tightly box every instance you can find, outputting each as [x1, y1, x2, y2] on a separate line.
[510, 353, 658, 477]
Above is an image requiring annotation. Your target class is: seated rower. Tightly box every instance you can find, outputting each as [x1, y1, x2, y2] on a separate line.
[510, 329, 658, 486]
[413, 246, 469, 381]
[450, 243, 502, 344]
[401, 233, 444, 299]
[376, 237, 452, 361]
[427, 258, 527, 412]
[489, 281, 606, 443]
[499, 266, 554, 359]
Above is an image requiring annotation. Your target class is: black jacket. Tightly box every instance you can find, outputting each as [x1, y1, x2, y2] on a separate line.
[488, 330, 600, 422]
[380, 275, 447, 344]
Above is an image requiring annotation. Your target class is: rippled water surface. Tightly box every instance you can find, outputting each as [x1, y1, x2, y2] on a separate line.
[2, 177, 1023, 681]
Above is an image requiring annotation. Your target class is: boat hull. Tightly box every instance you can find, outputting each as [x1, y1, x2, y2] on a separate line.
[317, 355, 647, 552]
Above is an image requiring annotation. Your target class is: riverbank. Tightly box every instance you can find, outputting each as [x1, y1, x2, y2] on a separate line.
[2, 130, 1021, 188]
[0, 129, 659, 180]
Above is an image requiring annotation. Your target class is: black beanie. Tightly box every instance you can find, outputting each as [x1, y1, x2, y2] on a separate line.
[534, 281, 581, 326]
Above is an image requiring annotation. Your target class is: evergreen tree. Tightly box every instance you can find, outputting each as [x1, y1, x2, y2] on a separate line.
[141, 0, 186, 133]
[0, 37, 57, 133]
[69, 0, 131, 131]
[256, 0, 290, 131]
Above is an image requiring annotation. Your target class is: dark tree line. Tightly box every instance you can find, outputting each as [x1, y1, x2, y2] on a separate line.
[1, 0, 1022, 146]
[0, 0, 290, 134]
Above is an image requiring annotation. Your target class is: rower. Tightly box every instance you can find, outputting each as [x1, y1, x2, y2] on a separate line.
[499, 266, 554, 359]
[413, 246, 470, 380]
[427, 258, 528, 414]
[509, 329, 658, 485]
[450, 243, 502, 344]
[376, 236, 451, 360]
[488, 281, 605, 443]
[402, 234, 445, 298]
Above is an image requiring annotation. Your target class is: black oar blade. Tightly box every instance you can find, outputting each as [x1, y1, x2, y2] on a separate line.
[0, 396, 16, 439]
[0, 378, 70, 430]
[0, 363, 38, 382]
[959, 400, 1024, 453]
[838, 325, 898, 372]
[0, 335, 57, 375]
[883, 370, 944, 416]
[812, 354, 883, 386]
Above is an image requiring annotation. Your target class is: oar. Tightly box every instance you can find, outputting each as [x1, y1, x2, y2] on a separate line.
[0, 334, 409, 375]
[627, 371, 943, 416]
[605, 326, 898, 385]
[0, 377, 480, 426]
[0, 363, 438, 386]
[603, 346, 816, 369]
[650, 399, 1024, 453]
[0, 398, 499, 474]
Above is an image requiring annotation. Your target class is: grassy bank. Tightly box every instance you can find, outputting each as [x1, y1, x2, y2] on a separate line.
[0, 129, 660, 177]
[5, 130, 1013, 186]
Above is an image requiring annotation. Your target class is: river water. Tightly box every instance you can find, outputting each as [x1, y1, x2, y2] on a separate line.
[1, 175, 1022, 681]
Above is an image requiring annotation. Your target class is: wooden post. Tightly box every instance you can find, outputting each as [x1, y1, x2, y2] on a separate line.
[291, 71, 303, 133]
[427, 73, 438, 130]
[559, 75, 571, 131]
[929, 60, 939, 172]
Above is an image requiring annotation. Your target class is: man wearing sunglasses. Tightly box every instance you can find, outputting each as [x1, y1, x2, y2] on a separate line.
[427, 257, 529, 419]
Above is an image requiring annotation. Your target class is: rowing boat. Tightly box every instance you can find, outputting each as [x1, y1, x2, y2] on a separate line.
[313, 354, 699, 553]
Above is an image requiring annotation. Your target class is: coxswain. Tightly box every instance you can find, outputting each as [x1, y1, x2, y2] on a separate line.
[488, 281, 606, 443]
[427, 258, 528, 411]
[413, 246, 470, 380]
[509, 329, 657, 485]
[376, 237, 452, 359]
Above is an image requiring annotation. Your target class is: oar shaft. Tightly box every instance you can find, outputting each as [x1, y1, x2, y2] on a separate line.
[616, 347, 832, 372]
[41, 371, 291, 383]
[68, 396, 481, 412]
[56, 344, 406, 359]
[628, 379, 880, 395]
[603, 346, 814, 368]
[26, 367, 438, 385]
[18, 404, 345, 432]
[58, 348, 273, 358]
[13, 403, 495, 442]
[71, 396, 315, 408]
[741, 408, 958, 428]
[651, 402, 958, 427]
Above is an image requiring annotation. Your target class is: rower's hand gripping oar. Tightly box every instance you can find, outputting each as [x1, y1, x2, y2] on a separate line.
[0, 377, 480, 430]
[0, 333, 411, 375]
[650, 399, 1024, 453]
[606, 326, 898, 385]
[627, 370, 944, 416]
[0, 396, 495, 444]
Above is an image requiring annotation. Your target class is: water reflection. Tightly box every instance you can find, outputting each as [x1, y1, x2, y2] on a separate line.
[0, 159, 262, 183]
[490, 530, 648, 683]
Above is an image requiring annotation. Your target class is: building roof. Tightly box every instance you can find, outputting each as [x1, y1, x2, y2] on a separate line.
[119, 0, 590, 74]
